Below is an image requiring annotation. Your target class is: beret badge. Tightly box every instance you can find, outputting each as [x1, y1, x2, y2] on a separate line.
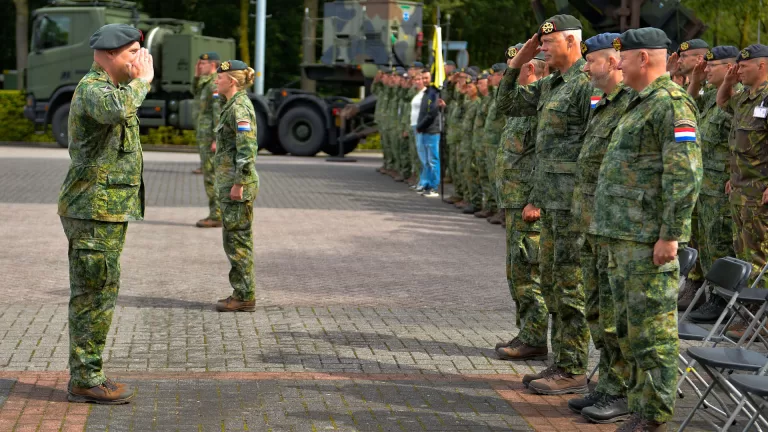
[202, 53, 209, 60]
[741, 49, 751, 59]
[705, 50, 714, 61]
[612, 38, 622, 51]
[680, 41, 690, 51]
[221, 61, 231, 71]
[541, 22, 555, 34]
[580, 41, 588, 55]
[507, 47, 518, 58]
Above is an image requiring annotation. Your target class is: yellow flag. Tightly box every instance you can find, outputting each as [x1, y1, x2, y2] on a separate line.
[431, 25, 446, 88]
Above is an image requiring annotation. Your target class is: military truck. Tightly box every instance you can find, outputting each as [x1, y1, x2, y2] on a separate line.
[23, 0, 236, 148]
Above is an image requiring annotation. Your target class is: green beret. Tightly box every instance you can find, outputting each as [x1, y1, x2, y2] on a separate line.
[200, 52, 221, 61]
[613, 28, 670, 52]
[677, 39, 708, 54]
[737, 44, 768, 62]
[89, 24, 143, 50]
[491, 63, 508, 73]
[538, 14, 582, 38]
[506, 43, 524, 60]
[445, 60, 457, 67]
[217, 60, 249, 73]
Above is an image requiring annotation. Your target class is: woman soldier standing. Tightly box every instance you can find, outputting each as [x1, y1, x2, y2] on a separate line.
[213, 60, 259, 312]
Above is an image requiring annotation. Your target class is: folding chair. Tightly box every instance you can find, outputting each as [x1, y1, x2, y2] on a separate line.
[727, 370, 768, 432]
[586, 247, 698, 384]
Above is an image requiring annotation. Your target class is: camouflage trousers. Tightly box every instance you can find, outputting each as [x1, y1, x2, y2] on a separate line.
[198, 141, 221, 221]
[442, 132, 451, 180]
[482, 146, 498, 212]
[381, 126, 395, 170]
[697, 193, 735, 276]
[461, 142, 481, 208]
[409, 128, 420, 178]
[61, 216, 127, 388]
[732, 203, 768, 288]
[448, 134, 464, 197]
[581, 234, 629, 397]
[603, 239, 679, 423]
[505, 209, 548, 347]
[539, 209, 589, 375]
[391, 131, 411, 179]
[219, 193, 256, 301]
[687, 207, 703, 281]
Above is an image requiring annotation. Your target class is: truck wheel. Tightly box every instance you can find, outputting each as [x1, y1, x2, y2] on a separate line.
[278, 106, 326, 156]
[52, 103, 70, 148]
[255, 111, 269, 151]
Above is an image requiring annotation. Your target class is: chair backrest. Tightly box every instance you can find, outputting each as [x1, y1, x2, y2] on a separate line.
[704, 257, 753, 292]
[678, 247, 698, 279]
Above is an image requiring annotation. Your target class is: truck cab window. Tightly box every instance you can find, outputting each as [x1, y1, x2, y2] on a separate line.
[33, 15, 71, 50]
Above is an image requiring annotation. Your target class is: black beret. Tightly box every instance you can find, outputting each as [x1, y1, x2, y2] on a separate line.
[468, 66, 481, 74]
[677, 39, 709, 54]
[491, 63, 508, 73]
[737, 44, 768, 62]
[465, 68, 478, 83]
[89, 24, 143, 50]
[506, 43, 524, 60]
[613, 28, 670, 52]
[394, 66, 407, 77]
[705, 46, 739, 61]
[538, 14, 582, 38]
[217, 60, 249, 73]
[581, 33, 621, 57]
[445, 60, 457, 67]
[411, 61, 424, 68]
[200, 52, 220, 61]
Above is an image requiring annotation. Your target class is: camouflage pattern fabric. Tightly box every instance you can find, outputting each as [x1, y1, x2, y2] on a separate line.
[595, 74, 702, 423]
[605, 240, 680, 423]
[495, 116, 536, 209]
[497, 59, 595, 375]
[482, 87, 504, 212]
[59, 62, 150, 223]
[724, 80, 768, 286]
[378, 85, 395, 170]
[447, 94, 466, 196]
[696, 85, 736, 275]
[194, 73, 222, 221]
[461, 98, 482, 207]
[61, 217, 127, 388]
[506, 210, 548, 348]
[214, 90, 259, 301]
[397, 87, 415, 178]
[472, 93, 493, 210]
[441, 81, 456, 179]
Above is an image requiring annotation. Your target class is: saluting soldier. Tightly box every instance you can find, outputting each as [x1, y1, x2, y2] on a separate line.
[483, 63, 508, 225]
[469, 70, 493, 216]
[497, 15, 597, 395]
[568, 33, 634, 424]
[213, 60, 260, 312]
[194, 52, 223, 228]
[596, 29, 701, 431]
[717, 44, 768, 290]
[459, 69, 483, 214]
[59, 24, 153, 404]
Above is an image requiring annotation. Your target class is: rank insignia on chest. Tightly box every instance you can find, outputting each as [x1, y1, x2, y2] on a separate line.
[237, 120, 251, 132]
[674, 127, 696, 142]
[590, 96, 601, 109]
[213, 91, 219, 99]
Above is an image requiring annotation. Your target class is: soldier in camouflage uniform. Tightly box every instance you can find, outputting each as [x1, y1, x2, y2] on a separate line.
[59, 24, 153, 404]
[396, 72, 415, 182]
[213, 60, 260, 313]
[498, 15, 596, 395]
[718, 44, 768, 290]
[441, 61, 458, 184]
[483, 63, 508, 225]
[193, 52, 223, 228]
[597, 29, 702, 431]
[495, 46, 551, 362]
[465, 70, 492, 215]
[459, 70, 483, 213]
[568, 33, 634, 424]
[444, 72, 468, 205]
[372, 69, 390, 174]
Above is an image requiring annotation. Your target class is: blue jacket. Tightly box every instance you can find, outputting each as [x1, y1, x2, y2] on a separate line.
[416, 86, 442, 134]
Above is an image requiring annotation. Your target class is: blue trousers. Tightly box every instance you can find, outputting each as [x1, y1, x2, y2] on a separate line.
[421, 133, 440, 189]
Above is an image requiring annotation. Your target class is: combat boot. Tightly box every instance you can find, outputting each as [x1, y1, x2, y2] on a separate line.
[581, 395, 630, 423]
[474, 209, 493, 218]
[488, 210, 504, 225]
[196, 218, 222, 228]
[677, 278, 704, 311]
[443, 195, 462, 204]
[443, 175, 453, 184]
[496, 341, 548, 361]
[68, 378, 133, 405]
[615, 413, 667, 432]
[216, 296, 256, 312]
[193, 167, 203, 175]
[494, 337, 519, 350]
[462, 204, 479, 214]
[528, 367, 588, 395]
[568, 390, 608, 414]
[394, 175, 405, 182]
[454, 200, 468, 209]
[522, 364, 558, 388]
[689, 294, 729, 323]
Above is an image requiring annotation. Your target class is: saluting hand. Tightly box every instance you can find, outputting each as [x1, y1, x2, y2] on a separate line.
[510, 34, 541, 69]
[130, 48, 155, 83]
[691, 59, 707, 84]
[666, 52, 680, 76]
[723, 63, 741, 87]
[653, 239, 678, 266]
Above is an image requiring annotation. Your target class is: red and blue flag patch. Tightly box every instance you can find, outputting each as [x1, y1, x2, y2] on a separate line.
[590, 96, 601, 109]
[674, 127, 696, 142]
[237, 121, 251, 132]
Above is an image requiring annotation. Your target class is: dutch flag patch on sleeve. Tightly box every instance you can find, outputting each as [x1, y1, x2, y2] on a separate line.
[213, 91, 219, 99]
[674, 127, 696, 142]
[590, 96, 601, 109]
[237, 121, 251, 132]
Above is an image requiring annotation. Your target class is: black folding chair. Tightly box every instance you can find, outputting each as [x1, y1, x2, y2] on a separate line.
[727, 371, 768, 432]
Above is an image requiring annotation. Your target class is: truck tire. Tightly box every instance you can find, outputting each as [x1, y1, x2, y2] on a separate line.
[321, 135, 359, 156]
[52, 103, 70, 148]
[278, 106, 326, 157]
[255, 111, 270, 151]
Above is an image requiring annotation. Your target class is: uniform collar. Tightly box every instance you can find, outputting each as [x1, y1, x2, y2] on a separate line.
[222, 89, 245, 110]
[637, 73, 672, 100]
[555, 58, 586, 83]
[90, 61, 116, 87]
[604, 81, 628, 102]
[747, 81, 768, 99]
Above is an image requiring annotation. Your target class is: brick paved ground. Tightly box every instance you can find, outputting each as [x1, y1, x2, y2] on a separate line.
[0, 146, 738, 431]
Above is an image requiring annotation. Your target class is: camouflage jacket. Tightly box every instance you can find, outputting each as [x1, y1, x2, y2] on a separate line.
[483, 86, 505, 151]
[58, 62, 150, 222]
[495, 115, 538, 209]
[447, 95, 466, 141]
[472, 93, 492, 152]
[372, 82, 385, 120]
[723, 81, 768, 205]
[573, 82, 635, 234]
[498, 58, 598, 210]
[194, 74, 221, 144]
[214, 90, 259, 201]
[399, 88, 416, 132]
[697, 84, 736, 197]
[594, 74, 702, 243]
[460, 98, 481, 156]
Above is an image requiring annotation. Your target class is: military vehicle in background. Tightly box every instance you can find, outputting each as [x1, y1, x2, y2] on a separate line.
[532, 0, 706, 48]
[23, 0, 236, 148]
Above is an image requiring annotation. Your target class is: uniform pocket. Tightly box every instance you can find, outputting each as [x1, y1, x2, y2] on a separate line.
[121, 117, 140, 153]
[222, 201, 253, 231]
[71, 238, 112, 292]
[603, 183, 645, 224]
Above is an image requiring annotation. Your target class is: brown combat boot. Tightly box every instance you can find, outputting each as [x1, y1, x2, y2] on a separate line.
[192, 167, 203, 175]
[528, 367, 588, 395]
[216, 296, 256, 312]
[474, 209, 493, 218]
[488, 210, 504, 225]
[615, 413, 667, 432]
[494, 337, 519, 350]
[394, 175, 405, 182]
[497, 341, 548, 361]
[454, 200, 468, 209]
[196, 218, 223, 228]
[68, 378, 134, 404]
[443, 195, 462, 204]
[522, 364, 558, 388]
